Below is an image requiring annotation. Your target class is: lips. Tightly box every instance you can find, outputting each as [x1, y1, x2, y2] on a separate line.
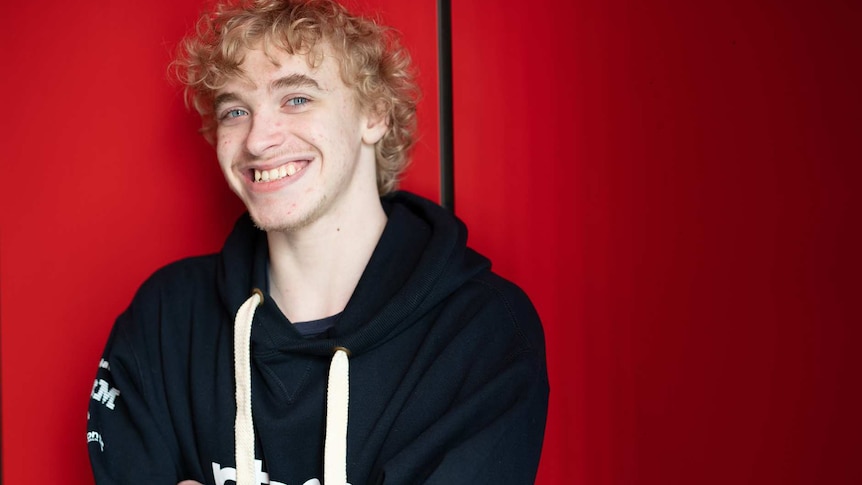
[252, 160, 309, 183]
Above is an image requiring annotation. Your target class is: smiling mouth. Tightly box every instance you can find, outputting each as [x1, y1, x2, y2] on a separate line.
[253, 160, 308, 183]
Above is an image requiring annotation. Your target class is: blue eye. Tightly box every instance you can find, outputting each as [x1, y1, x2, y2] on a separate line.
[286, 97, 310, 107]
[223, 108, 247, 119]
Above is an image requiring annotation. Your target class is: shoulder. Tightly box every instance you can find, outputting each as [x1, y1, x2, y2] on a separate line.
[438, 268, 546, 366]
[116, 254, 222, 341]
[134, 254, 220, 305]
[471, 271, 545, 351]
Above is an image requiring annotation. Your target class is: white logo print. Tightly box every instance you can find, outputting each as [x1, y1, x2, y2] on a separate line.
[87, 430, 105, 451]
[212, 460, 325, 485]
[91, 378, 121, 410]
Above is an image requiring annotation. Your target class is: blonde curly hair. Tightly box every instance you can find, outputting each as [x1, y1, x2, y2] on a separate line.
[173, 0, 419, 194]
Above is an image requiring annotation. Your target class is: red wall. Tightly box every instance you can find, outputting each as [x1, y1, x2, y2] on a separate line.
[2, 0, 860, 483]
[452, 1, 862, 483]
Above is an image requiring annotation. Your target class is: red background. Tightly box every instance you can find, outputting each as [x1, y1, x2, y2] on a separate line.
[2, 0, 860, 483]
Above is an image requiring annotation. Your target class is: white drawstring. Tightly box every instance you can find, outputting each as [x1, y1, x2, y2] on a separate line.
[233, 290, 350, 485]
[234, 290, 262, 485]
[324, 348, 350, 485]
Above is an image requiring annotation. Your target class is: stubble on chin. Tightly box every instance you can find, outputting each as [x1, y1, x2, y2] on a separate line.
[248, 193, 329, 235]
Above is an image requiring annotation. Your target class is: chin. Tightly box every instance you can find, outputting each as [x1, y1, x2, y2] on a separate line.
[247, 205, 316, 233]
[244, 191, 330, 233]
[250, 213, 297, 233]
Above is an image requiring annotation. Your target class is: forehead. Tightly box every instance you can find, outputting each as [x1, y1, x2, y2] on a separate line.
[218, 42, 344, 93]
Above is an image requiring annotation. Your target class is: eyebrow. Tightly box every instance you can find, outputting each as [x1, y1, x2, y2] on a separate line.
[271, 73, 321, 92]
[213, 74, 322, 112]
[213, 92, 241, 113]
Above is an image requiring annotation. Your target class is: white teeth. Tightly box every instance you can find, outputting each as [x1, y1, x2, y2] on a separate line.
[253, 162, 303, 182]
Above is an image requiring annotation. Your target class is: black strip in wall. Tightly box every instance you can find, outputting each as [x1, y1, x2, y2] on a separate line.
[437, 0, 455, 212]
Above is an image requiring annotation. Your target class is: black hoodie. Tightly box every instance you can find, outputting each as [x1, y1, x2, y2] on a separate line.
[88, 191, 549, 484]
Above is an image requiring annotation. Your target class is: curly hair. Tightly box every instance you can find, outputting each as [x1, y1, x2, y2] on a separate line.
[173, 0, 419, 194]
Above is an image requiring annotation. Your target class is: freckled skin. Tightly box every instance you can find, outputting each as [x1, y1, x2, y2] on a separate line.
[213, 44, 386, 234]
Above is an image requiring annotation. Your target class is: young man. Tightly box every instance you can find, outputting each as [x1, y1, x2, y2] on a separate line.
[87, 1, 549, 484]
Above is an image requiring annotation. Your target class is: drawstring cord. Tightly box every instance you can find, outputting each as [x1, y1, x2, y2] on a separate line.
[325, 347, 350, 485]
[234, 289, 262, 485]
[233, 290, 350, 485]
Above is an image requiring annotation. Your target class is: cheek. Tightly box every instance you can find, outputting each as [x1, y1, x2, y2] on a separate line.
[331, 115, 364, 149]
[217, 131, 233, 149]
[215, 134, 237, 164]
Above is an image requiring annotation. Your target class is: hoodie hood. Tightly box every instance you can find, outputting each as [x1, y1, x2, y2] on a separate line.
[218, 191, 493, 484]
[216, 191, 490, 357]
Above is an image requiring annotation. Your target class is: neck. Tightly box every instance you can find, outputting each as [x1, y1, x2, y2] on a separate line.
[266, 193, 387, 323]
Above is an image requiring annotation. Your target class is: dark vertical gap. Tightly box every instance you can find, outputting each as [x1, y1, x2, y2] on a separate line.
[437, 0, 455, 212]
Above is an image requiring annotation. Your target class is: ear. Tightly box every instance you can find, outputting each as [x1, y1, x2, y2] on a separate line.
[361, 104, 389, 145]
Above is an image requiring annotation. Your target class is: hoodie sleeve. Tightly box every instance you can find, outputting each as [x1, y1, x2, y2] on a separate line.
[424, 347, 549, 485]
[377, 275, 550, 484]
[87, 286, 184, 484]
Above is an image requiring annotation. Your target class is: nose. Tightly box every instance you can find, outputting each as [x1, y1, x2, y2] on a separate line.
[245, 111, 285, 157]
